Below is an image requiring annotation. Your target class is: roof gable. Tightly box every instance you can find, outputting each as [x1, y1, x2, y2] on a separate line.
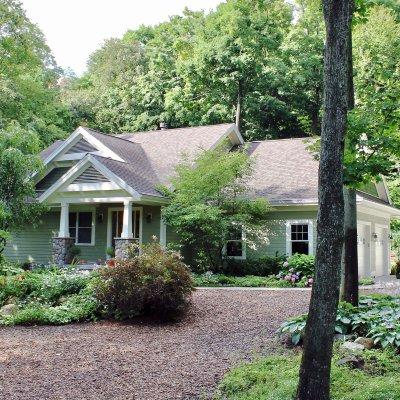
[41, 127, 125, 165]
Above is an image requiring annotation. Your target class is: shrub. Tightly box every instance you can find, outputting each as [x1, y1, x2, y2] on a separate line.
[285, 253, 315, 276]
[94, 243, 194, 320]
[222, 254, 286, 277]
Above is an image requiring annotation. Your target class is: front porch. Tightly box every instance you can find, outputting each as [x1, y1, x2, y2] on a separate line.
[52, 201, 167, 265]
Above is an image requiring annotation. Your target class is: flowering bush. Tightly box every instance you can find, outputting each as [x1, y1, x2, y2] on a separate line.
[276, 254, 315, 286]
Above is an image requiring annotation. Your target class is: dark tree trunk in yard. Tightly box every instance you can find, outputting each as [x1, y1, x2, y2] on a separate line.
[342, 0, 359, 306]
[296, 1, 351, 399]
[342, 187, 359, 305]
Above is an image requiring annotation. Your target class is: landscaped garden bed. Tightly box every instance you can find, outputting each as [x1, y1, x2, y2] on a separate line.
[0, 243, 193, 326]
[215, 346, 400, 400]
[214, 293, 400, 399]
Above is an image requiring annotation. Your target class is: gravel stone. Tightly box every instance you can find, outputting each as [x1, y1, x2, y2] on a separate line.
[0, 288, 310, 400]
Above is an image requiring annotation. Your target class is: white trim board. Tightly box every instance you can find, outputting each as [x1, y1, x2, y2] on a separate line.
[285, 219, 314, 256]
[42, 126, 124, 167]
[38, 155, 141, 203]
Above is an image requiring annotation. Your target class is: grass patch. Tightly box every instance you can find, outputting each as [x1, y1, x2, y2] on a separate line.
[215, 348, 400, 400]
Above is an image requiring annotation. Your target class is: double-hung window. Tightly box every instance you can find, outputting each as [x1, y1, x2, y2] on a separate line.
[226, 226, 246, 259]
[286, 221, 313, 255]
[69, 211, 94, 245]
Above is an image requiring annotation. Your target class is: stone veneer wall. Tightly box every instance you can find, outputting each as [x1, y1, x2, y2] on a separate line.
[52, 237, 75, 265]
[114, 238, 138, 260]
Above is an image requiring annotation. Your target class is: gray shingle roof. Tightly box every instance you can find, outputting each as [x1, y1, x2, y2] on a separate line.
[38, 126, 391, 207]
[39, 140, 64, 160]
[247, 138, 319, 204]
[119, 123, 234, 184]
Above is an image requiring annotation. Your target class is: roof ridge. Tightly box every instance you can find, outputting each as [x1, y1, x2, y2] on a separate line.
[117, 122, 234, 137]
[85, 127, 143, 145]
[251, 137, 315, 143]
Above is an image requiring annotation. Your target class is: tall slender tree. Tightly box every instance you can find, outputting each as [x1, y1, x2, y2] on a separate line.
[296, 1, 351, 399]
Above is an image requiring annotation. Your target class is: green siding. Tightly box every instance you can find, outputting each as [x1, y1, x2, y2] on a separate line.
[4, 204, 167, 264]
[248, 210, 318, 259]
[4, 212, 59, 264]
[142, 205, 161, 244]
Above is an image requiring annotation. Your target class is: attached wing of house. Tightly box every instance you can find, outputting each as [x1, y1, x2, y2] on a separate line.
[4, 124, 399, 279]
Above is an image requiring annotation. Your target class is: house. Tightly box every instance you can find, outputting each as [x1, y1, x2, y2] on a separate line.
[4, 123, 399, 278]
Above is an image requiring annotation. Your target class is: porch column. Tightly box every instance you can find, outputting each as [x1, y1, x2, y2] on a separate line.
[160, 210, 167, 247]
[115, 200, 136, 259]
[121, 200, 133, 239]
[59, 202, 70, 237]
[53, 202, 74, 265]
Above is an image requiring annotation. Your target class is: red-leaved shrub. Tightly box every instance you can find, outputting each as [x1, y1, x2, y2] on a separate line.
[95, 243, 194, 320]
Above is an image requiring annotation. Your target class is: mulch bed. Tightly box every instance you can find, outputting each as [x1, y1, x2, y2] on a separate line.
[0, 289, 310, 400]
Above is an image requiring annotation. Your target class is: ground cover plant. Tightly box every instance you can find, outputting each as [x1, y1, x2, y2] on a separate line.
[0, 263, 99, 325]
[279, 295, 400, 349]
[193, 273, 294, 288]
[215, 347, 400, 400]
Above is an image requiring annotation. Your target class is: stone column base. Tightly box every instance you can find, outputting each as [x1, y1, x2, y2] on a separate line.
[114, 238, 138, 260]
[52, 237, 75, 265]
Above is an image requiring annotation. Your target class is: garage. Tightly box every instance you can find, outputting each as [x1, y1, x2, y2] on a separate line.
[374, 225, 389, 277]
[357, 223, 371, 278]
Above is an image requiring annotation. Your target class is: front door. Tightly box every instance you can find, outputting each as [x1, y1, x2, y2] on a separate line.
[109, 208, 142, 249]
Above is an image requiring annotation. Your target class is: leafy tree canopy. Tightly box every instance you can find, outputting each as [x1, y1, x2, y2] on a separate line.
[0, 122, 46, 255]
[0, 0, 74, 147]
[161, 144, 270, 270]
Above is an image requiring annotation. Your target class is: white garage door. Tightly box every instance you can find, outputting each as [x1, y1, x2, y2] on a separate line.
[357, 223, 371, 278]
[375, 226, 389, 277]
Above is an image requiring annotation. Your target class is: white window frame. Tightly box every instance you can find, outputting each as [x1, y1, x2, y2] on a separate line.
[286, 220, 314, 256]
[225, 227, 246, 260]
[106, 206, 143, 249]
[69, 210, 95, 246]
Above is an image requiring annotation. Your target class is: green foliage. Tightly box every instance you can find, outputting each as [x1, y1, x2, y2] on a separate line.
[193, 272, 292, 288]
[279, 295, 400, 349]
[61, 0, 318, 139]
[1, 290, 99, 326]
[285, 253, 315, 277]
[0, 266, 100, 325]
[162, 145, 270, 270]
[0, 267, 93, 306]
[359, 277, 375, 286]
[0, 0, 73, 145]
[215, 349, 400, 400]
[0, 123, 47, 254]
[344, 5, 400, 187]
[221, 254, 286, 277]
[94, 242, 194, 320]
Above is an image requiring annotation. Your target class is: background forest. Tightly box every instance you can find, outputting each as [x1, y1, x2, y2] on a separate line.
[1, 0, 399, 215]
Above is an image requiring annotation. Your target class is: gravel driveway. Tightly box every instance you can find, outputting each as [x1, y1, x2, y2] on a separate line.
[0, 289, 310, 400]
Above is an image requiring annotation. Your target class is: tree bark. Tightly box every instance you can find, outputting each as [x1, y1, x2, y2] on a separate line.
[342, 0, 359, 306]
[235, 82, 242, 131]
[342, 187, 359, 305]
[296, 1, 351, 399]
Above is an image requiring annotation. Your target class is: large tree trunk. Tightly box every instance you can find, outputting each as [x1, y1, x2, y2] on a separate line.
[342, 187, 359, 305]
[296, 1, 351, 399]
[342, 0, 359, 306]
